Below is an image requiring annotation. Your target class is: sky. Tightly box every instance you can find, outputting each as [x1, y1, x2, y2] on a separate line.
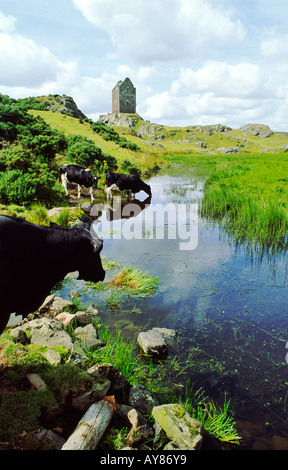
[0, 0, 288, 130]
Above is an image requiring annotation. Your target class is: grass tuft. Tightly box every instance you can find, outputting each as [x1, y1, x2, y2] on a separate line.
[106, 265, 160, 298]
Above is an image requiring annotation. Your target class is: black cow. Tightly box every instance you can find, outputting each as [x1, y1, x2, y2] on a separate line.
[60, 164, 99, 202]
[0, 215, 105, 334]
[106, 171, 152, 200]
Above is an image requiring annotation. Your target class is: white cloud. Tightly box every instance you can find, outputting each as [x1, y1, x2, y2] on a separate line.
[0, 10, 16, 32]
[143, 60, 284, 129]
[0, 9, 81, 97]
[178, 61, 272, 99]
[72, 0, 246, 64]
[261, 34, 288, 60]
[0, 32, 66, 87]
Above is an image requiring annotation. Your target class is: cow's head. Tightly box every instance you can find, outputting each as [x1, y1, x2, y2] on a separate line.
[92, 176, 98, 189]
[77, 216, 105, 283]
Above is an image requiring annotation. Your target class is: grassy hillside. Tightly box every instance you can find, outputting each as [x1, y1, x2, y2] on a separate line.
[28, 110, 164, 176]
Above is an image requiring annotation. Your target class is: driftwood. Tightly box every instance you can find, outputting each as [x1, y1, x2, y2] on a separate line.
[61, 399, 115, 450]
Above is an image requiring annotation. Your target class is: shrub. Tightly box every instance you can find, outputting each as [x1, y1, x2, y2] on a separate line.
[121, 159, 141, 176]
[67, 140, 103, 167]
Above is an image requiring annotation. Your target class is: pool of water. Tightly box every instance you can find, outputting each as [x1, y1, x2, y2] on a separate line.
[59, 173, 288, 449]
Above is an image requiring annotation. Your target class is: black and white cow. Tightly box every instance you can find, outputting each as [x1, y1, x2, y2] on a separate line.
[0, 215, 105, 334]
[105, 171, 152, 200]
[60, 164, 99, 202]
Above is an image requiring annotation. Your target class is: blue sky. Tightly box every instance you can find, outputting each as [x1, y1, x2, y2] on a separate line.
[0, 0, 288, 130]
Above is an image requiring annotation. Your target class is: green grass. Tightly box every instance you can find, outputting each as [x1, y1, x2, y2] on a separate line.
[28, 110, 163, 176]
[181, 388, 241, 445]
[106, 264, 160, 298]
[199, 154, 288, 253]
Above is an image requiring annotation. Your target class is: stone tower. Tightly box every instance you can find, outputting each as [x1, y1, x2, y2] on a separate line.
[112, 77, 136, 114]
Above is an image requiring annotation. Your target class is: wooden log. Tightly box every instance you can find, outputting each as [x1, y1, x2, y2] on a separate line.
[61, 399, 115, 450]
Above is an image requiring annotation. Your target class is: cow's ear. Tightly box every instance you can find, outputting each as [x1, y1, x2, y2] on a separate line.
[80, 215, 93, 231]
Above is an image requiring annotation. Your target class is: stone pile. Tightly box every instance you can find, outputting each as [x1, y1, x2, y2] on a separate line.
[7, 294, 205, 451]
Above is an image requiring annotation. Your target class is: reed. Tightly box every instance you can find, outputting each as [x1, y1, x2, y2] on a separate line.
[181, 387, 241, 445]
[200, 154, 288, 253]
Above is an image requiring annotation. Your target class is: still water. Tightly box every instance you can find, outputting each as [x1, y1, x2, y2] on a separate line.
[61, 173, 288, 449]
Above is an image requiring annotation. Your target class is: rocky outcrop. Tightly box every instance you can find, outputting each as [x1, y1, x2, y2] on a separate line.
[45, 95, 87, 119]
[239, 123, 273, 138]
[216, 147, 242, 154]
[98, 112, 144, 128]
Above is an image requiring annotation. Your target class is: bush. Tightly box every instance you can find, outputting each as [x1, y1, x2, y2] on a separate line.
[67, 140, 103, 167]
[0, 169, 64, 207]
[121, 159, 141, 176]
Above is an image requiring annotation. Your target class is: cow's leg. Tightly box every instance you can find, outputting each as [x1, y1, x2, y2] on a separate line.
[61, 173, 69, 196]
[106, 184, 119, 200]
[78, 185, 82, 198]
[89, 186, 94, 202]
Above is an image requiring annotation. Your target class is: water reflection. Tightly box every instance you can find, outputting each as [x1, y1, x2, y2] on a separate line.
[61, 174, 288, 447]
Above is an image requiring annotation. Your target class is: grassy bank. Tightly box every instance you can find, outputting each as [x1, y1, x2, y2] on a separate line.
[163, 152, 288, 255]
[199, 153, 288, 253]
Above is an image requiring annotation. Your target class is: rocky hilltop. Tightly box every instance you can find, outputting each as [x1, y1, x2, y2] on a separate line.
[18, 94, 87, 120]
[18, 94, 288, 154]
[98, 112, 288, 155]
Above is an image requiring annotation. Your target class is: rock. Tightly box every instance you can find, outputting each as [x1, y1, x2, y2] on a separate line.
[137, 329, 168, 357]
[152, 327, 177, 339]
[99, 112, 143, 128]
[71, 378, 111, 411]
[129, 384, 159, 415]
[35, 429, 66, 450]
[75, 311, 93, 325]
[87, 363, 130, 401]
[9, 327, 28, 344]
[68, 290, 79, 299]
[81, 202, 93, 212]
[43, 349, 62, 366]
[21, 318, 73, 350]
[38, 294, 55, 313]
[55, 312, 76, 327]
[216, 147, 241, 154]
[26, 373, 47, 391]
[239, 123, 273, 138]
[124, 408, 154, 447]
[49, 297, 74, 316]
[164, 441, 191, 450]
[67, 343, 88, 365]
[74, 324, 103, 349]
[152, 404, 204, 450]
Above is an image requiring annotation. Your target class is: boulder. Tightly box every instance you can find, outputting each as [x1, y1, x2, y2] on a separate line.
[71, 378, 111, 411]
[74, 324, 103, 349]
[43, 349, 62, 366]
[239, 123, 273, 138]
[87, 363, 130, 401]
[26, 373, 47, 391]
[216, 147, 241, 154]
[9, 327, 28, 344]
[137, 329, 168, 357]
[75, 311, 93, 325]
[124, 408, 154, 447]
[49, 297, 74, 316]
[152, 327, 177, 339]
[35, 429, 66, 450]
[55, 312, 76, 327]
[152, 404, 204, 450]
[38, 294, 55, 313]
[21, 318, 73, 350]
[129, 384, 159, 415]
